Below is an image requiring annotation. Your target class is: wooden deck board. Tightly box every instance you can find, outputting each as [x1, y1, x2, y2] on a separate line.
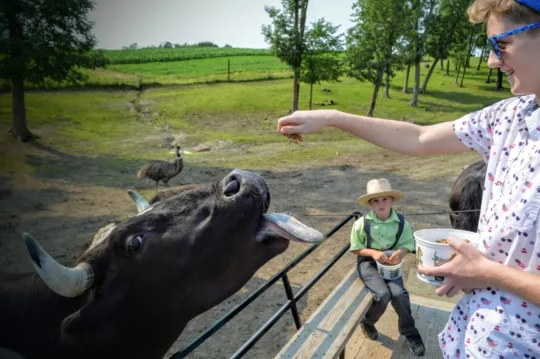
[346, 294, 453, 359]
[274, 268, 373, 359]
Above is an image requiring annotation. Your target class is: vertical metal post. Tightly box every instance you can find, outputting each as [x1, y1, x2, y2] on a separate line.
[282, 274, 302, 330]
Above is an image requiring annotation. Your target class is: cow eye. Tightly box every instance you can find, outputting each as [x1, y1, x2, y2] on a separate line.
[126, 235, 144, 252]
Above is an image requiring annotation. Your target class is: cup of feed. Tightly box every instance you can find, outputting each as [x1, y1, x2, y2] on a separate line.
[413, 228, 479, 286]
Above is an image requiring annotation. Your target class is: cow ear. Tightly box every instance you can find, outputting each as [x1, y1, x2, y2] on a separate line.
[60, 287, 125, 346]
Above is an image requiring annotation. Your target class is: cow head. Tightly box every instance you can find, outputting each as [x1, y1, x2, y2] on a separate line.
[22, 169, 323, 354]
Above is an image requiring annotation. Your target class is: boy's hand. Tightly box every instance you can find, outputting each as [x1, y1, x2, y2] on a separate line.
[372, 251, 390, 264]
[388, 248, 407, 265]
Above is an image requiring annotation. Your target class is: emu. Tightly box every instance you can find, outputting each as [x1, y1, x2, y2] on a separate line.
[137, 146, 183, 191]
[449, 160, 487, 232]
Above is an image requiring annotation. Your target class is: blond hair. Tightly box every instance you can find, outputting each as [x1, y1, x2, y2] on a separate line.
[468, 0, 540, 24]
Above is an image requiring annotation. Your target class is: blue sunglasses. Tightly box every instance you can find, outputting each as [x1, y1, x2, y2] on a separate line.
[487, 22, 540, 58]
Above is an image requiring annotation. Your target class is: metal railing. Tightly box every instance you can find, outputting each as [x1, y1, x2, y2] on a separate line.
[170, 211, 362, 359]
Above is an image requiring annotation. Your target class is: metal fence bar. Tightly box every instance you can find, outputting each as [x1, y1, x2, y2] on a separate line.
[170, 211, 361, 358]
[230, 238, 355, 359]
[282, 274, 302, 330]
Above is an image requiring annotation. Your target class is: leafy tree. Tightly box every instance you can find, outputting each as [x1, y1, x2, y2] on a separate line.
[0, 0, 108, 142]
[300, 19, 344, 109]
[407, 0, 437, 107]
[123, 43, 138, 50]
[423, 0, 471, 93]
[196, 41, 218, 47]
[346, 0, 407, 117]
[262, 0, 309, 112]
[163, 41, 173, 48]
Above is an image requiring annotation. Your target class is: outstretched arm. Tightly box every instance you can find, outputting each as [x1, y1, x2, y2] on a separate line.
[417, 237, 540, 306]
[277, 110, 470, 157]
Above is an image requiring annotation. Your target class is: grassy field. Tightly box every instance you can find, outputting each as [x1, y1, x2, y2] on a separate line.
[0, 54, 510, 182]
[100, 47, 271, 64]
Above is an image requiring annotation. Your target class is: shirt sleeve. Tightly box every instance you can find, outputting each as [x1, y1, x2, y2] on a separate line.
[395, 220, 415, 252]
[453, 104, 495, 162]
[350, 218, 367, 251]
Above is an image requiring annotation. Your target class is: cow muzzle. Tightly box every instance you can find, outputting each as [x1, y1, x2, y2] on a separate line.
[23, 233, 94, 297]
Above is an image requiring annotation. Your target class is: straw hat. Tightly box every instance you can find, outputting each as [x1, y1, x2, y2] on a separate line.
[356, 178, 404, 206]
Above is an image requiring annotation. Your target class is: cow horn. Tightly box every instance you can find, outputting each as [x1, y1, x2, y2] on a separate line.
[23, 233, 93, 298]
[127, 189, 150, 213]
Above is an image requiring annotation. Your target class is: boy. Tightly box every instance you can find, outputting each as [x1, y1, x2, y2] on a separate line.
[350, 178, 425, 356]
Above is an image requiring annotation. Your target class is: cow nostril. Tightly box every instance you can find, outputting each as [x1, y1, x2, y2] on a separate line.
[224, 178, 240, 197]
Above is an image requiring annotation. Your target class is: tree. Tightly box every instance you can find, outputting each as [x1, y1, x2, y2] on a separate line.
[495, 68, 504, 91]
[407, 0, 437, 107]
[123, 43, 138, 50]
[346, 0, 407, 117]
[262, 0, 309, 112]
[300, 19, 344, 109]
[422, 0, 471, 93]
[0, 0, 108, 142]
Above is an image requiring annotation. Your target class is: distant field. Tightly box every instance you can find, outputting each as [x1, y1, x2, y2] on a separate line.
[100, 47, 272, 64]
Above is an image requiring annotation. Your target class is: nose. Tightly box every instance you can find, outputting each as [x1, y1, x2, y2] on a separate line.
[223, 170, 271, 210]
[487, 50, 502, 68]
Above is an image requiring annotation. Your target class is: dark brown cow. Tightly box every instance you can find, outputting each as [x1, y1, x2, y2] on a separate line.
[0, 169, 324, 359]
[449, 160, 487, 232]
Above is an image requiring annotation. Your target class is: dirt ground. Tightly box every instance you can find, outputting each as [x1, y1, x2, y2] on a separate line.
[0, 137, 481, 359]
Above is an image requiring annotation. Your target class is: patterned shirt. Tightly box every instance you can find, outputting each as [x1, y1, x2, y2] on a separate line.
[439, 94, 540, 358]
[350, 209, 415, 252]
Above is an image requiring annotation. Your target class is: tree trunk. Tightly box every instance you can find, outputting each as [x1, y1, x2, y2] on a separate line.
[446, 60, 450, 76]
[291, 0, 309, 112]
[383, 65, 391, 98]
[496, 68, 504, 91]
[8, 12, 35, 142]
[486, 68, 493, 83]
[440, 59, 444, 70]
[309, 82, 313, 110]
[292, 71, 300, 111]
[455, 63, 461, 84]
[460, 62, 467, 87]
[421, 58, 438, 93]
[403, 64, 411, 93]
[368, 65, 386, 117]
[10, 76, 34, 142]
[368, 83, 381, 117]
[409, 58, 421, 107]
[476, 48, 484, 71]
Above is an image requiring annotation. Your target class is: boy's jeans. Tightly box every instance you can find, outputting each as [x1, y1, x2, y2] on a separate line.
[356, 258, 420, 338]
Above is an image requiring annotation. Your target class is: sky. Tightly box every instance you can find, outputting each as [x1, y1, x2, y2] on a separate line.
[88, 0, 356, 50]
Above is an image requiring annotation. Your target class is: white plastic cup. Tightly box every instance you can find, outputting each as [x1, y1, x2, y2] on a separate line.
[376, 250, 403, 280]
[413, 228, 479, 286]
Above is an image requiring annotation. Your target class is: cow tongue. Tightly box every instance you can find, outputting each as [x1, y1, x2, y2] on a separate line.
[256, 213, 325, 243]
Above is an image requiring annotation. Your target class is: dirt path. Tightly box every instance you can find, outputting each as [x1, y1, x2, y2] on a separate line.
[0, 138, 481, 358]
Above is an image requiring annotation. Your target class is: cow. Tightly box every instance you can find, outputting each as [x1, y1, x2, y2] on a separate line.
[448, 160, 487, 232]
[0, 169, 324, 359]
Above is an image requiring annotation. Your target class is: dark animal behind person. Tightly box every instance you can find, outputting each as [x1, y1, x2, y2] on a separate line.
[449, 160, 487, 232]
[137, 146, 183, 191]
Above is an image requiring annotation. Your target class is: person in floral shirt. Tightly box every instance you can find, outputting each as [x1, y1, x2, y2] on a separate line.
[276, 0, 540, 357]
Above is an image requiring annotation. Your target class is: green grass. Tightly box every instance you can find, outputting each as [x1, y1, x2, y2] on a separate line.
[100, 47, 272, 65]
[0, 57, 511, 175]
[109, 56, 290, 78]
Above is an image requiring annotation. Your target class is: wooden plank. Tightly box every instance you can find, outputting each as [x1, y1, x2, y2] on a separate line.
[346, 295, 452, 359]
[274, 267, 373, 359]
